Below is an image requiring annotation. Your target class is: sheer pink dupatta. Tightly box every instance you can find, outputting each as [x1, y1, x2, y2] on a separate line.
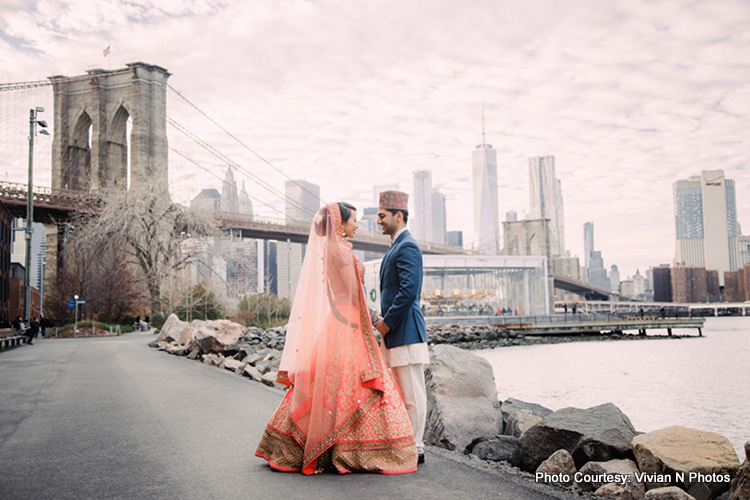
[276, 203, 386, 474]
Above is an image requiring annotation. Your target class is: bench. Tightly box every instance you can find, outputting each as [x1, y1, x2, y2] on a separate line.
[0, 328, 28, 349]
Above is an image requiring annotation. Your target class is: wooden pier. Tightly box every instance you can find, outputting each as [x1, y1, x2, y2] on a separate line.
[426, 315, 706, 337]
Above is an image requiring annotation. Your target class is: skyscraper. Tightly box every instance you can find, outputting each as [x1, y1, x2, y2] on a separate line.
[278, 180, 320, 298]
[412, 170, 432, 243]
[673, 170, 739, 285]
[583, 222, 594, 278]
[221, 166, 239, 213]
[431, 189, 446, 245]
[472, 122, 500, 254]
[529, 155, 565, 256]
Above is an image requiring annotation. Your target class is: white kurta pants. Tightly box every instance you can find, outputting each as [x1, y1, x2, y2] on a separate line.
[383, 342, 429, 451]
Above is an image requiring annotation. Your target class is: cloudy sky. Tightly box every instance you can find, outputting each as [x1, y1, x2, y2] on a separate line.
[1, 0, 749, 279]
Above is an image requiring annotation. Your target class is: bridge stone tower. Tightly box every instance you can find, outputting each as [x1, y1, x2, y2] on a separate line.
[48, 62, 170, 194]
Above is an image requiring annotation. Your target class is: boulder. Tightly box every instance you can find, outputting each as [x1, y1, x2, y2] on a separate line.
[577, 458, 643, 493]
[520, 402, 637, 471]
[536, 449, 576, 486]
[645, 486, 697, 500]
[223, 358, 245, 373]
[201, 353, 224, 366]
[242, 364, 263, 382]
[501, 398, 553, 430]
[158, 314, 196, 345]
[469, 435, 523, 467]
[261, 371, 282, 388]
[729, 442, 750, 500]
[506, 409, 543, 439]
[424, 345, 499, 453]
[191, 320, 244, 354]
[595, 481, 646, 500]
[165, 344, 190, 356]
[244, 353, 262, 366]
[187, 349, 201, 360]
[632, 426, 740, 500]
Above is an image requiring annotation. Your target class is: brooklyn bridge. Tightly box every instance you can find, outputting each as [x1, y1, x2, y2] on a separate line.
[0, 62, 612, 306]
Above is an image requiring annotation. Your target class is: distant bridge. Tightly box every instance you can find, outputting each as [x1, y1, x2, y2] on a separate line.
[0, 181, 467, 255]
[3, 180, 623, 297]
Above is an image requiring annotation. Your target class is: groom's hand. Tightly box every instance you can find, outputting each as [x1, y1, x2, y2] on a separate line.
[374, 321, 390, 335]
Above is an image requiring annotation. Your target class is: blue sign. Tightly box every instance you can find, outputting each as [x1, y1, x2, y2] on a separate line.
[67, 301, 76, 309]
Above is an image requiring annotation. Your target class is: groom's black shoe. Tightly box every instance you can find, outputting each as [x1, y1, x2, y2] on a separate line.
[418, 452, 425, 464]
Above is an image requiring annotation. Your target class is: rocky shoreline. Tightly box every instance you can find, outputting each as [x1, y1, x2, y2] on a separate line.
[149, 314, 748, 500]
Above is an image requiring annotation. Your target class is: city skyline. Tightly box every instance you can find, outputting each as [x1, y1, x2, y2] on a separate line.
[1, 0, 750, 278]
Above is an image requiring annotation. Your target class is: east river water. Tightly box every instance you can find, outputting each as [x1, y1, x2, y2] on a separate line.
[475, 316, 750, 460]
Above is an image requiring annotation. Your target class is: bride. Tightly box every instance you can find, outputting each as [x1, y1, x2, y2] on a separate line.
[255, 202, 418, 475]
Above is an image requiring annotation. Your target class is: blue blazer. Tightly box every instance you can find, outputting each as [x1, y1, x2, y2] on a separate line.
[379, 230, 427, 349]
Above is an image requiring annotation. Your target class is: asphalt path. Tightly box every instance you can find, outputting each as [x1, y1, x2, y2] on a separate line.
[0, 332, 591, 500]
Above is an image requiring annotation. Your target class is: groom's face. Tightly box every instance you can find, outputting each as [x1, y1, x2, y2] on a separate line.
[377, 209, 396, 236]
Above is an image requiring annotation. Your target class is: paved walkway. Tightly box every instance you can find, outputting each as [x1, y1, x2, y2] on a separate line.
[0, 333, 590, 500]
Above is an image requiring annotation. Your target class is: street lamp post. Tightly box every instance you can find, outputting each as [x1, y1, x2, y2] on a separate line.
[25, 107, 49, 321]
[74, 294, 79, 336]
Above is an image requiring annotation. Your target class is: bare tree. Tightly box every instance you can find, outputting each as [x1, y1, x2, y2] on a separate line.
[70, 183, 217, 313]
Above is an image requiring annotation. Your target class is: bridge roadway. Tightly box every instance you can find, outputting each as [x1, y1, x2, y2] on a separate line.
[0, 332, 590, 500]
[0, 180, 466, 255]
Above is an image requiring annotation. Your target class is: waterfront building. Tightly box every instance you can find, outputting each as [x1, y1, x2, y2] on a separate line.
[501, 218, 554, 311]
[529, 155, 565, 256]
[739, 235, 750, 267]
[673, 170, 739, 285]
[446, 231, 463, 248]
[707, 270, 720, 302]
[609, 265, 621, 293]
[277, 180, 320, 299]
[652, 265, 672, 302]
[1, 201, 12, 319]
[190, 189, 221, 212]
[472, 129, 500, 254]
[619, 279, 634, 298]
[588, 251, 610, 291]
[412, 170, 432, 243]
[431, 189, 446, 246]
[671, 265, 708, 303]
[10, 219, 46, 294]
[632, 270, 645, 299]
[363, 254, 551, 317]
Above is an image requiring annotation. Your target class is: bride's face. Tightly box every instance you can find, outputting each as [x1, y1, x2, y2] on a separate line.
[342, 210, 358, 238]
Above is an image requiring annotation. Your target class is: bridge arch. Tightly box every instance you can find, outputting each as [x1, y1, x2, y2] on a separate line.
[49, 62, 170, 195]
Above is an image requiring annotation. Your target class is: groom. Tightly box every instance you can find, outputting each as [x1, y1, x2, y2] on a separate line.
[373, 190, 430, 464]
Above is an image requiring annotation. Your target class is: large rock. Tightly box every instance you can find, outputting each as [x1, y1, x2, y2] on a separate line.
[501, 398, 553, 430]
[223, 358, 245, 373]
[536, 449, 576, 486]
[191, 320, 244, 354]
[424, 345, 499, 453]
[729, 442, 750, 500]
[645, 486, 697, 500]
[577, 458, 643, 493]
[506, 410, 543, 439]
[469, 435, 523, 467]
[156, 314, 196, 345]
[520, 402, 637, 471]
[595, 481, 646, 500]
[632, 426, 740, 500]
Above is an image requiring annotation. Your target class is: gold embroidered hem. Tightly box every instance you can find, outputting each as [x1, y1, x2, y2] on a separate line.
[255, 373, 417, 475]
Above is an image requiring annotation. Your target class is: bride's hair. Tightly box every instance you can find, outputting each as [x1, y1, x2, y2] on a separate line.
[314, 202, 356, 236]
